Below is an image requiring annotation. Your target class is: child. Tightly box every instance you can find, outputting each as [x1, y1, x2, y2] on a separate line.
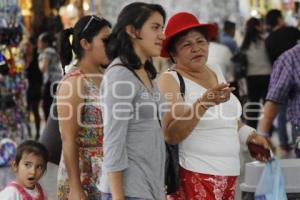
[0, 140, 48, 199]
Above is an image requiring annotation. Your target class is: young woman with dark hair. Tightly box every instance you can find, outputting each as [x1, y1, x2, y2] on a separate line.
[99, 2, 166, 200]
[241, 17, 271, 129]
[241, 17, 264, 50]
[56, 15, 111, 200]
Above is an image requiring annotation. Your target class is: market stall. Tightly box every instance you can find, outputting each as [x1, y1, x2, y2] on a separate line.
[0, 1, 29, 149]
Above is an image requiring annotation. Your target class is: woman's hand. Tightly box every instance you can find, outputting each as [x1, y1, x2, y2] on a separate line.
[68, 188, 88, 200]
[247, 133, 272, 162]
[199, 83, 235, 108]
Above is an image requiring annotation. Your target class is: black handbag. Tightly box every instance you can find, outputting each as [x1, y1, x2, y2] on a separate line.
[164, 71, 185, 195]
[39, 98, 62, 165]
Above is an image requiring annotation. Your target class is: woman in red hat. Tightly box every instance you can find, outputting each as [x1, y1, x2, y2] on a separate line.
[158, 12, 271, 200]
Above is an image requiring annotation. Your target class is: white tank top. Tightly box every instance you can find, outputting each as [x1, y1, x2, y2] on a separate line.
[167, 65, 242, 176]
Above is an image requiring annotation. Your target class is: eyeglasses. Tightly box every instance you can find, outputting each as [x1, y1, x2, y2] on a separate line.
[81, 15, 103, 34]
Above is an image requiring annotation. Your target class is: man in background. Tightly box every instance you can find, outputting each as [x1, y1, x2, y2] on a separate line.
[263, 9, 300, 156]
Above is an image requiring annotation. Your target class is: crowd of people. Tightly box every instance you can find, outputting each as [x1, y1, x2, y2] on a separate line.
[1, 2, 300, 200]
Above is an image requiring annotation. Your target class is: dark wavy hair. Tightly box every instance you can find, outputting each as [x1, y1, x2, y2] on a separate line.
[58, 15, 111, 74]
[241, 17, 263, 50]
[105, 2, 166, 79]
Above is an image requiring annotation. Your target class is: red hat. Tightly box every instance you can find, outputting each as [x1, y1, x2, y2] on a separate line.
[161, 12, 218, 58]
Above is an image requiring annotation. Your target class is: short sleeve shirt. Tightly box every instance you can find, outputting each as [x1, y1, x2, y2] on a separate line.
[266, 44, 300, 126]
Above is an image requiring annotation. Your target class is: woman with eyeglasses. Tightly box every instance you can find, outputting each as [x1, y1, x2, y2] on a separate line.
[99, 2, 166, 200]
[56, 15, 111, 200]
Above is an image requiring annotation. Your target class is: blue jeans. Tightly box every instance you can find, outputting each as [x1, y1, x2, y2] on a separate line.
[102, 193, 151, 200]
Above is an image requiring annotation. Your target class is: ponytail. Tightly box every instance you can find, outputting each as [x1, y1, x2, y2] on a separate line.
[58, 16, 111, 74]
[59, 28, 73, 74]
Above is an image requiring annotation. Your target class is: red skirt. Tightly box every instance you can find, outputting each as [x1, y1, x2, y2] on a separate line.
[168, 167, 238, 200]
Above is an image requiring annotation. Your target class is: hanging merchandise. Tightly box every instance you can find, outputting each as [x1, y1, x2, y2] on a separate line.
[0, 2, 29, 149]
[0, 3, 23, 46]
[0, 47, 29, 146]
[0, 52, 9, 76]
[0, 138, 16, 167]
[0, 26, 23, 46]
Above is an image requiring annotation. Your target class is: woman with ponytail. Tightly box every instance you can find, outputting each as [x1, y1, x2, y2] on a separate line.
[241, 17, 271, 129]
[99, 2, 166, 200]
[56, 15, 111, 200]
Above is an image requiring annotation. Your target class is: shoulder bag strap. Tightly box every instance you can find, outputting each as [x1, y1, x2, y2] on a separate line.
[157, 70, 186, 126]
[175, 71, 185, 100]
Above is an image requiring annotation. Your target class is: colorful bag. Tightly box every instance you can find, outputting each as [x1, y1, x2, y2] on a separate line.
[39, 98, 61, 164]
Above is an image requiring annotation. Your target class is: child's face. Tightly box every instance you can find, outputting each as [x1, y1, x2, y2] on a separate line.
[14, 152, 46, 189]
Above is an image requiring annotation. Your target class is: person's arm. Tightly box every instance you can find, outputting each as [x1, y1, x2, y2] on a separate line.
[101, 67, 138, 200]
[258, 50, 293, 134]
[238, 120, 271, 162]
[157, 73, 234, 144]
[259, 101, 280, 134]
[39, 58, 49, 73]
[238, 120, 269, 147]
[108, 172, 125, 200]
[57, 76, 87, 200]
